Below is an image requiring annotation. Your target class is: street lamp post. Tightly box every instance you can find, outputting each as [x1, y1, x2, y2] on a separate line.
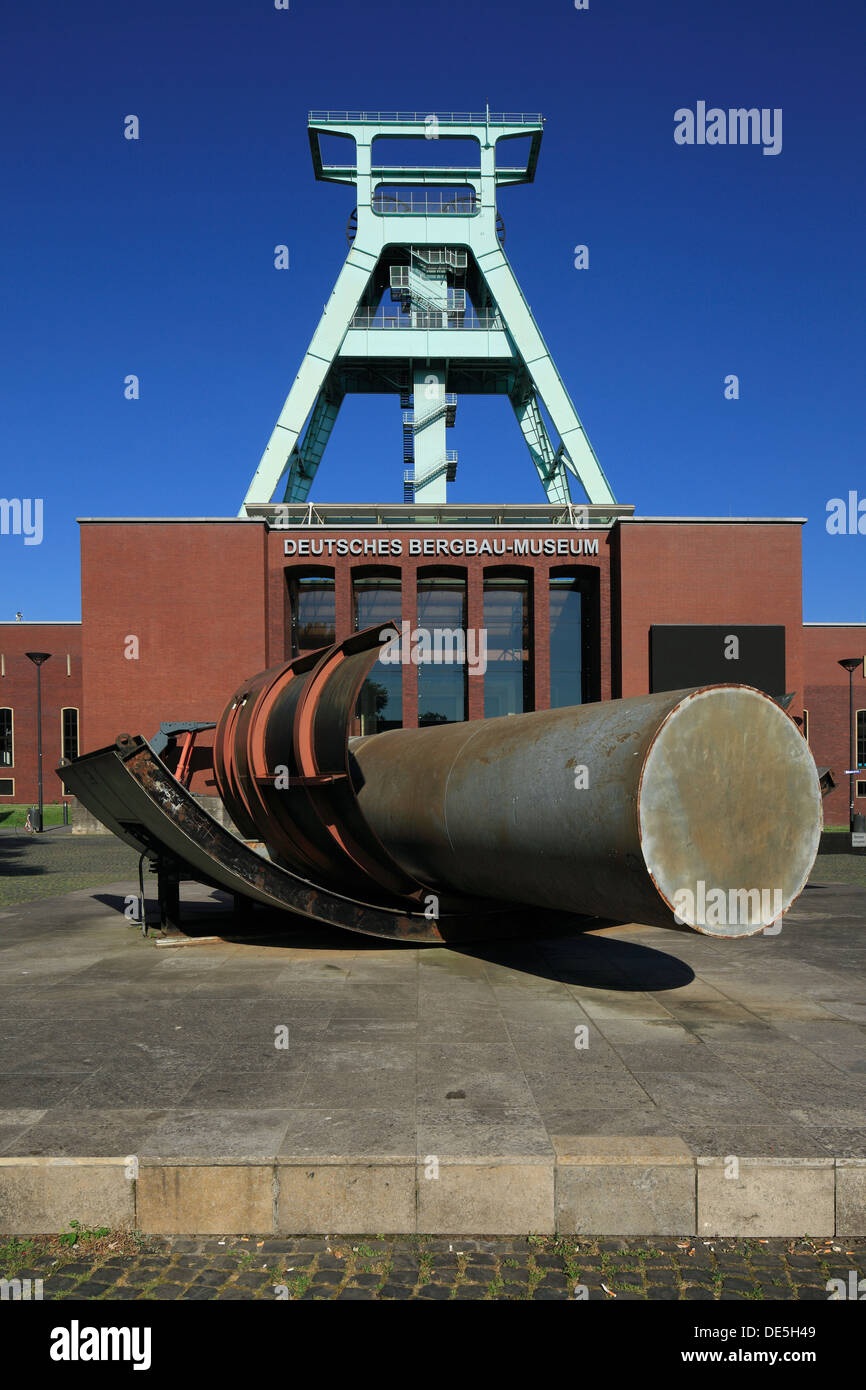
[25, 652, 51, 833]
[838, 658, 861, 833]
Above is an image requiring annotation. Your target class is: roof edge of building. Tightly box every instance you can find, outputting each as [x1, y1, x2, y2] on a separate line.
[620, 516, 808, 525]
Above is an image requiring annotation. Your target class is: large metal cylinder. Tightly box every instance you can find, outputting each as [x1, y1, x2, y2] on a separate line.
[212, 627, 822, 939]
[350, 684, 822, 937]
[61, 628, 822, 945]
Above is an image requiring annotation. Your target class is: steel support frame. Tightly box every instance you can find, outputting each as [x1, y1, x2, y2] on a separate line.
[240, 115, 616, 512]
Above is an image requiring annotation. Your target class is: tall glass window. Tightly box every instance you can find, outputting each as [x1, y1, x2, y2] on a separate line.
[0, 709, 12, 766]
[857, 709, 866, 769]
[417, 576, 467, 725]
[61, 708, 79, 763]
[549, 577, 584, 708]
[354, 575, 403, 732]
[289, 574, 335, 656]
[483, 577, 531, 718]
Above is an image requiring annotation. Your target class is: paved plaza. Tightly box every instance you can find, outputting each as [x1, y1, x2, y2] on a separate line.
[1, 831, 865, 1247]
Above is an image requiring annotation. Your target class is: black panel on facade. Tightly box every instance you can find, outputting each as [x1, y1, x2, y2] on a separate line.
[650, 625, 786, 696]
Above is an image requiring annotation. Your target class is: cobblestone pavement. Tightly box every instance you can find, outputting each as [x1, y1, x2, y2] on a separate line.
[0, 829, 140, 908]
[4, 1235, 864, 1301]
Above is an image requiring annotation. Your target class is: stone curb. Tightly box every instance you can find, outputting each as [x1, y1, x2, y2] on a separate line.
[1, 1150, 863, 1236]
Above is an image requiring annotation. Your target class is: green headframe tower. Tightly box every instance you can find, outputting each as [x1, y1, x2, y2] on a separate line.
[240, 109, 616, 512]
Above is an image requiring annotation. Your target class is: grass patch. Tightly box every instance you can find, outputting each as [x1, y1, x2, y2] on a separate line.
[59, 1220, 110, 1248]
[0, 804, 66, 828]
[0, 1228, 157, 1275]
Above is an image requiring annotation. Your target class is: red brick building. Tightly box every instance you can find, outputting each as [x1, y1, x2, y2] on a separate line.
[2, 505, 863, 825]
[803, 624, 866, 825]
[0, 622, 82, 808]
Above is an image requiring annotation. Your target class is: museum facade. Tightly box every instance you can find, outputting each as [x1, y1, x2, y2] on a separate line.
[2, 502, 864, 828]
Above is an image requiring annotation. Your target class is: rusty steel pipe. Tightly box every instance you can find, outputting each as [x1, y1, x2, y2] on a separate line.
[213, 626, 822, 938]
[61, 628, 821, 944]
[349, 684, 822, 937]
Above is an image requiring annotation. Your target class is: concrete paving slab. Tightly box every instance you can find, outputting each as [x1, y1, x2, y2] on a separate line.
[697, 1157, 836, 1237]
[277, 1108, 416, 1160]
[277, 1162, 415, 1234]
[0, 1156, 134, 1234]
[416, 1101, 553, 1159]
[836, 1160, 866, 1234]
[555, 1137, 695, 1235]
[137, 1163, 273, 1235]
[675, 1122, 831, 1160]
[139, 1109, 297, 1159]
[11, 1109, 172, 1158]
[417, 1158, 554, 1235]
[0, 870, 865, 1234]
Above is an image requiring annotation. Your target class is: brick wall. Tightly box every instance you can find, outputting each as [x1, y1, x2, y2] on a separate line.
[803, 625, 866, 826]
[80, 521, 270, 793]
[0, 624, 83, 805]
[615, 521, 805, 707]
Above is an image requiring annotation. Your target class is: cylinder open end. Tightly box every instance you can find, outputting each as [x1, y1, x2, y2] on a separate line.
[638, 686, 822, 938]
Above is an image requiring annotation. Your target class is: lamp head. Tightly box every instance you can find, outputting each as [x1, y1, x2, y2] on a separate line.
[25, 652, 51, 667]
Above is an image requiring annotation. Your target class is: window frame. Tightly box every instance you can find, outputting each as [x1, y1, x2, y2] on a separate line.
[548, 566, 601, 706]
[352, 568, 404, 732]
[61, 707, 79, 764]
[286, 568, 336, 659]
[416, 568, 469, 726]
[482, 567, 534, 718]
[0, 707, 13, 768]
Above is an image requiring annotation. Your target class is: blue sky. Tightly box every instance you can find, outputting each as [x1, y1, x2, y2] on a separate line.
[1, 0, 864, 622]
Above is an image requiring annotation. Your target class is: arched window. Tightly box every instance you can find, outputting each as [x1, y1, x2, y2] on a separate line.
[287, 570, 336, 657]
[0, 708, 12, 766]
[61, 708, 79, 763]
[549, 575, 584, 708]
[353, 569, 403, 732]
[483, 570, 532, 717]
[417, 570, 467, 725]
[549, 568, 600, 707]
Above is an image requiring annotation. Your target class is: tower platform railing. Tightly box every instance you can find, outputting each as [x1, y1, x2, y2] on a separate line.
[350, 308, 501, 331]
[309, 110, 543, 125]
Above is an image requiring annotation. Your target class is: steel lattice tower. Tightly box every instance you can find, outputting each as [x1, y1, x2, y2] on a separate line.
[240, 109, 616, 511]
